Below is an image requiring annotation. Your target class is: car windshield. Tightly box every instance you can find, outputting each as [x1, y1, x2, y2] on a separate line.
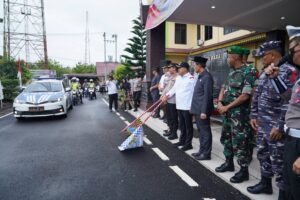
[24, 82, 62, 93]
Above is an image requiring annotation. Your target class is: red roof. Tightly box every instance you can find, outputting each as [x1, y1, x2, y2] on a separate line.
[96, 62, 120, 76]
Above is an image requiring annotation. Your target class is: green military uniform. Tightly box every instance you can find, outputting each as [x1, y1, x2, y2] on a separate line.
[221, 46, 257, 167]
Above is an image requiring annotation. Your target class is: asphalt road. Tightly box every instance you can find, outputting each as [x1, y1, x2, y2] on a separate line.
[0, 96, 249, 200]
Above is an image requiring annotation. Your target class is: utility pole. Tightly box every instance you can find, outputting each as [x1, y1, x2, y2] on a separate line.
[103, 32, 107, 81]
[3, 0, 49, 68]
[85, 11, 90, 65]
[112, 34, 118, 63]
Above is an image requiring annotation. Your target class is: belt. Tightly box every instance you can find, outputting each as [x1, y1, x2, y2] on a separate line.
[285, 125, 300, 138]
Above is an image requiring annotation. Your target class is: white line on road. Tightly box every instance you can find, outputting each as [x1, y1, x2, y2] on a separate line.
[124, 121, 130, 125]
[120, 116, 125, 121]
[143, 137, 153, 145]
[0, 112, 13, 119]
[116, 112, 120, 116]
[101, 98, 109, 106]
[152, 148, 169, 161]
[169, 166, 199, 187]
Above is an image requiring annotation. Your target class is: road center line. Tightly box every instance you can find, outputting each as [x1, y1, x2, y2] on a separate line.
[152, 148, 169, 161]
[143, 137, 153, 145]
[124, 121, 130, 125]
[0, 112, 13, 119]
[169, 166, 199, 187]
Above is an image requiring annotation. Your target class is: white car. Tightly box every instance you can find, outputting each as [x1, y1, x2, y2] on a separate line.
[13, 79, 73, 120]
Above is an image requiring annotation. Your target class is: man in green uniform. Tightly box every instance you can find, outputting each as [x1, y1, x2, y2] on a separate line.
[215, 46, 257, 184]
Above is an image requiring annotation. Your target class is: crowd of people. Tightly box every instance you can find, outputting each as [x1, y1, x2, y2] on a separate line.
[105, 74, 143, 112]
[103, 25, 300, 200]
[155, 25, 300, 200]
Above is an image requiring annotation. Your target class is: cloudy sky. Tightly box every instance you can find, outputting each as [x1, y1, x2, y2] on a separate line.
[1, 0, 144, 67]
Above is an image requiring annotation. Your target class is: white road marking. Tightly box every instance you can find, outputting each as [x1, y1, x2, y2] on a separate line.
[116, 112, 120, 116]
[120, 116, 125, 121]
[0, 112, 13, 119]
[101, 98, 109, 106]
[203, 198, 216, 200]
[152, 148, 169, 161]
[143, 137, 153, 145]
[169, 166, 199, 187]
[124, 121, 130, 125]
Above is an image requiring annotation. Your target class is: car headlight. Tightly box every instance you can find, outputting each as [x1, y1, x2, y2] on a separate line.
[50, 97, 63, 103]
[14, 99, 25, 104]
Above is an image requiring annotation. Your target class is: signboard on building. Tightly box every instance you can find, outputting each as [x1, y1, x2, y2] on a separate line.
[194, 48, 230, 98]
[30, 70, 57, 79]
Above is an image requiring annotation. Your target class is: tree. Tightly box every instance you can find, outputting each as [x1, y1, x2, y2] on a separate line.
[31, 59, 72, 78]
[121, 16, 146, 74]
[72, 62, 96, 74]
[113, 64, 134, 81]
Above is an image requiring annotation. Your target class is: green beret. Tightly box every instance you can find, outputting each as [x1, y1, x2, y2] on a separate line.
[242, 48, 250, 55]
[227, 46, 244, 55]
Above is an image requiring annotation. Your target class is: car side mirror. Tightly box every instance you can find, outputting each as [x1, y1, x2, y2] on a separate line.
[65, 87, 71, 92]
[19, 87, 26, 93]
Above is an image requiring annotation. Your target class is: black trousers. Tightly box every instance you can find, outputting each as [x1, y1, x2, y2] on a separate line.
[108, 93, 118, 111]
[177, 110, 193, 146]
[166, 103, 178, 136]
[133, 91, 141, 109]
[195, 115, 212, 157]
[284, 135, 300, 200]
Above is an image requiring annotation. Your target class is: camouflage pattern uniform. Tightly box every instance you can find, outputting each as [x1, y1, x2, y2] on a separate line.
[221, 64, 256, 167]
[251, 66, 288, 190]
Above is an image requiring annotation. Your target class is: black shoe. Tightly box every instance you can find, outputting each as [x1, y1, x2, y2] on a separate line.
[215, 157, 235, 173]
[195, 154, 211, 161]
[168, 135, 178, 140]
[174, 142, 185, 147]
[247, 176, 273, 195]
[163, 132, 172, 137]
[230, 167, 249, 183]
[133, 109, 138, 112]
[163, 130, 169, 134]
[163, 119, 168, 123]
[152, 114, 160, 119]
[192, 152, 201, 157]
[159, 116, 165, 120]
[180, 144, 193, 151]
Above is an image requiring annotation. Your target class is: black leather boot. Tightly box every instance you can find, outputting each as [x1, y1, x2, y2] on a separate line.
[215, 157, 235, 173]
[247, 176, 273, 194]
[230, 167, 249, 183]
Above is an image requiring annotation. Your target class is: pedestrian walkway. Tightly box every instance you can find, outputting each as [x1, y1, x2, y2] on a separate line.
[127, 109, 278, 200]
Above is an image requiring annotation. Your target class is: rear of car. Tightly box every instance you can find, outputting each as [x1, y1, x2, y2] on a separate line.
[13, 80, 72, 120]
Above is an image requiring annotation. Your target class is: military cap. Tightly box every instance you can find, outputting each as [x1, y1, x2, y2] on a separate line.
[227, 46, 244, 55]
[192, 56, 208, 65]
[242, 48, 251, 56]
[286, 25, 300, 41]
[252, 41, 282, 58]
[161, 60, 172, 68]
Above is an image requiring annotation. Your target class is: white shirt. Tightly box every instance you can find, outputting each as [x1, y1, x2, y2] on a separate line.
[106, 80, 118, 95]
[167, 72, 196, 111]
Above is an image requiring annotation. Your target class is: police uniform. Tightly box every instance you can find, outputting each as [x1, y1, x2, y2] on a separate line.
[248, 41, 290, 195]
[271, 26, 300, 200]
[167, 62, 196, 151]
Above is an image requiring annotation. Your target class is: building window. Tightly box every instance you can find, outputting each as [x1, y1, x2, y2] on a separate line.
[224, 27, 239, 35]
[197, 25, 201, 40]
[205, 26, 213, 41]
[175, 23, 187, 44]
